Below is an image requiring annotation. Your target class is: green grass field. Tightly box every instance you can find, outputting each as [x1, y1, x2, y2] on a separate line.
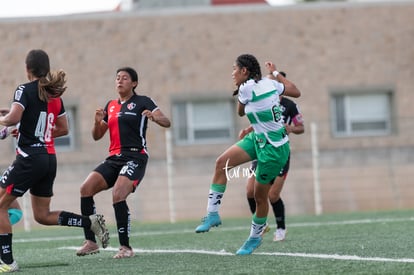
[10, 209, 414, 274]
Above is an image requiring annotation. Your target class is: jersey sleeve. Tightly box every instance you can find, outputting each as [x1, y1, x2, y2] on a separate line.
[271, 80, 285, 96]
[238, 83, 251, 105]
[12, 85, 28, 109]
[57, 98, 66, 117]
[145, 96, 158, 112]
[292, 104, 304, 126]
[284, 101, 303, 126]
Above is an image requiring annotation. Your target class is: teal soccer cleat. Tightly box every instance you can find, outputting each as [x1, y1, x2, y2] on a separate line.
[195, 212, 222, 233]
[236, 236, 263, 255]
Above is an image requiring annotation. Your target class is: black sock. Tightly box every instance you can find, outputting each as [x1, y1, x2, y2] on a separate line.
[113, 201, 131, 248]
[247, 197, 256, 214]
[58, 211, 91, 228]
[0, 234, 13, 264]
[81, 196, 96, 242]
[271, 198, 285, 229]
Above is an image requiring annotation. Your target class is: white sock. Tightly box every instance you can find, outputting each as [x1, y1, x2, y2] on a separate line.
[206, 190, 223, 213]
[250, 221, 267, 238]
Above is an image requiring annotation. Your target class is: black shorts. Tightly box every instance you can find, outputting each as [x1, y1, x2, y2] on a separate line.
[0, 154, 56, 197]
[94, 151, 148, 192]
[250, 154, 290, 179]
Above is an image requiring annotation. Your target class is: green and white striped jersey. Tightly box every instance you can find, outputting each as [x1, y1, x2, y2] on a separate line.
[238, 78, 288, 147]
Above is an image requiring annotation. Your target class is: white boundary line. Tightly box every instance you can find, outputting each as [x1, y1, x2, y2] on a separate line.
[255, 252, 414, 263]
[14, 216, 414, 243]
[60, 246, 234, 256]
[58, 246, 414, 263]
[14, 216, 414, 263]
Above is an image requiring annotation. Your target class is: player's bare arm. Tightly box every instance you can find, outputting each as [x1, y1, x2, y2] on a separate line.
[265, 61, 300, 98]
[142, 109, 171, 128]
[0, 103, 23, 126]
[92, 108, 108, 140]
[53, 114, 69, 138]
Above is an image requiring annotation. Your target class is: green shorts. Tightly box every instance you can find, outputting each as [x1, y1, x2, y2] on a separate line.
[237, 132, 290, 184]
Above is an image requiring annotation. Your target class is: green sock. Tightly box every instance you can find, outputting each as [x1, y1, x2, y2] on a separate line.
[211, 183, 226, 193]
[252, 213, 267, 225]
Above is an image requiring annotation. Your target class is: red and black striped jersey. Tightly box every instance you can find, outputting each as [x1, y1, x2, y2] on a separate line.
[12, 80, 66, 156]
[103, 94, 158, 156]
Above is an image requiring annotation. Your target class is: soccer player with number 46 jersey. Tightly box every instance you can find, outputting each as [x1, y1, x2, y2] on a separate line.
[0, 49, 109, 273]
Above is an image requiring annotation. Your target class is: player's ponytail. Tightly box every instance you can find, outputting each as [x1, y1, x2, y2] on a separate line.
[26, 49, 66, 102]
[38, 70, 67, 101]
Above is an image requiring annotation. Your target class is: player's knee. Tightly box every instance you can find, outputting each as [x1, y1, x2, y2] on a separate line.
[8, 208, 23, 225]
[246, 188, 254, 198]
[79, 184, 89, 196]
[254, 194, 268, 206]
[215, 158, 232, 181]
[268, 192, 280, 203]
[32, 212, 50, 225]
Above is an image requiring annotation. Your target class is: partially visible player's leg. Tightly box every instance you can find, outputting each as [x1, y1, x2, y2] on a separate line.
[246, 161, 257, 214]
[196, 143, 252, 233]
[8, 200, 22, 226]
[0, 191, 18, 270]
[269, 176, 287, 241]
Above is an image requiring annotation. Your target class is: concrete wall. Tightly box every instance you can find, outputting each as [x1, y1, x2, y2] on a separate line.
[0, 1, 413, 226]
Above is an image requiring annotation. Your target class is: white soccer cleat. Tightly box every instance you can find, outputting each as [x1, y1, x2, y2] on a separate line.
[273, 228, 287, 242]
[0, 260, 19, 273]
[89, 214, 110, 248]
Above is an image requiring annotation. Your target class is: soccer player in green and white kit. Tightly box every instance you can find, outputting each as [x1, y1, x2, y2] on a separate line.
[242, 71, 305, 242]
[195, 54, 301, 255]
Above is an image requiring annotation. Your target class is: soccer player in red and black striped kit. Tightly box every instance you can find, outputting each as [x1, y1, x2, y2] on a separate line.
[77, 67, 171, 259]
[0, 49, 109, 272]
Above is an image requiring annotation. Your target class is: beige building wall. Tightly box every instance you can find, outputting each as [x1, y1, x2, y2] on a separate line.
[0, 1, 413, 226]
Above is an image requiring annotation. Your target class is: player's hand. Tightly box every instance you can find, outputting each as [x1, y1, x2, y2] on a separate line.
[238, 126, 253, 139]
[10, 128, 19, 138]
[142, 110, 155, 121]
[94, 108, 106, 124]
[264, 61, 277, 74]
[0, 108, 9, 116]
[284, 123, 292, 135]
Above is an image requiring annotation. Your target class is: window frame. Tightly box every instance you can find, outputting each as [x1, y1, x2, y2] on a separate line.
[54, 104, 77, 152]
[330, 88, 394, 138]
[172, 96, 236, 145]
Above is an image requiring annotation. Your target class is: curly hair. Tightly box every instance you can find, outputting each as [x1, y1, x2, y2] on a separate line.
[232, 54, 262, 96]
[25, 49, 67, 102]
